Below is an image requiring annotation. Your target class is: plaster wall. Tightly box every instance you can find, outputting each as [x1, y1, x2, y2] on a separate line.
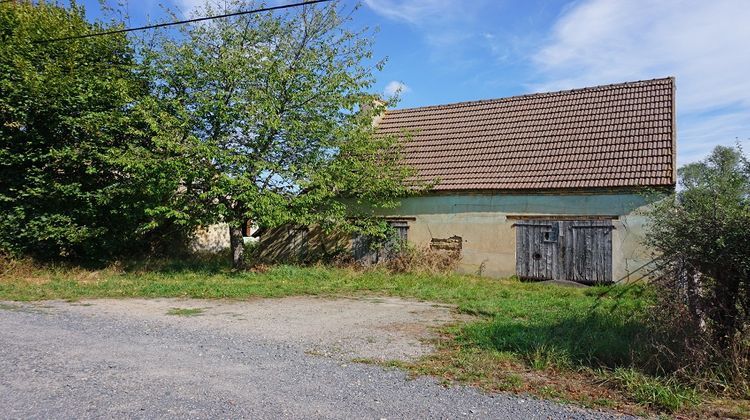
[190, 223, 258, 253]
[190, 223, 231, 253]
[380, 193, 657, 282]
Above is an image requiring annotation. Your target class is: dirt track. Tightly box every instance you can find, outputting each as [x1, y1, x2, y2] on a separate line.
[0, 297, 629, 419]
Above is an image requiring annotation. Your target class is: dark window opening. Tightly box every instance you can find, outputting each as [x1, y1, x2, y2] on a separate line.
[353, 219, 410, 264]
[388, 220, 409, 242]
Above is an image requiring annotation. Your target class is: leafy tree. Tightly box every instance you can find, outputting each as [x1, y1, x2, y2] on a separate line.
[645, 145, 749, 388]
[0, 2, 187, 261]
[140, 0, 415, 268]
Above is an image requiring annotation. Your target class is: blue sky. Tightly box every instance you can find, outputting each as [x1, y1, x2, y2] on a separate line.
[76, 0, 750, 165]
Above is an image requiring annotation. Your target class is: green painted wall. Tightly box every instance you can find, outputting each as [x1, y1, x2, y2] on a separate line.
[382, 193, 650, 217]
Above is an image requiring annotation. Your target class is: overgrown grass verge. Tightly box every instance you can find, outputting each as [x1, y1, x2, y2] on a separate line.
[1, 260, 746, 417]
[370, 335, 742, 418]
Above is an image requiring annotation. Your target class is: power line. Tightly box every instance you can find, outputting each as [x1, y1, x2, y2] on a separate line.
[34, 0, 331, 44]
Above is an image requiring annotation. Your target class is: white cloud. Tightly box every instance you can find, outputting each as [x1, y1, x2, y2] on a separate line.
[172, 0, 265, 17]
[173, 0, 206, 15]
[364, 0, 494, 70]
[530, 0, 750, 162]
[384, 80, 410, 98]
[363, 0, 458, 24]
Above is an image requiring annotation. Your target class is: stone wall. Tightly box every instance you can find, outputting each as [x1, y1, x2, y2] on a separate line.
[190, 223, 231, 253]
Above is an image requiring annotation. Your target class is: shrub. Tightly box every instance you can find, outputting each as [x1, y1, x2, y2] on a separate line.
[385, 243, 461, 274]
[0, 3, 191, 262]
[645, 145, 749, 395]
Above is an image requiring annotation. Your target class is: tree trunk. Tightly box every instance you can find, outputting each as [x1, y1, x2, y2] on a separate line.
[685, 265, 705, 332]
[229, 224, 245, 270]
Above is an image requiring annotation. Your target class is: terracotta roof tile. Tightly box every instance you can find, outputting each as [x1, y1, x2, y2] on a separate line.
[376, 78, 676, 191]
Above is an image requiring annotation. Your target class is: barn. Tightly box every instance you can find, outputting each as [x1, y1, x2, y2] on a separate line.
[368, 77, 675, 283]
[256, 77, 676, 283]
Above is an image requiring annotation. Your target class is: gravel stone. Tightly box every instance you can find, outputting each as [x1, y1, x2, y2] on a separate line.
[0, 298, 633, 419]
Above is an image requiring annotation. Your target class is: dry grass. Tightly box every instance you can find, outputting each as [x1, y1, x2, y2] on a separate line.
[0, 255, 115, 285]
[1, 255, 45, 283]
[372, 340, 647, 416]
[0, 254, 128, 285]
[329, 244, 461, 275]
[388, 332, 748, 419]
[645, 271, 750, 401]
[385, 245, 461, 274]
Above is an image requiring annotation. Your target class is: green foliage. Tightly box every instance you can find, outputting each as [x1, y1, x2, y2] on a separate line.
[609, 368, 699, 412]
[139, 0, 417, 266]
[654, 145, 750, 283]
[645, 145, 749, 392]
[0, 3, 187, 261]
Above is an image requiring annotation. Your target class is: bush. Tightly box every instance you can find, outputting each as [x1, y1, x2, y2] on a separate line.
[0, 3, 194, 262]
[645, 145, 749, 395]
[385, 243, 461, 274]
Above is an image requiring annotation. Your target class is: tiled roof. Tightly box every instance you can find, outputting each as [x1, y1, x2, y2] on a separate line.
[376, 78, 676, 191]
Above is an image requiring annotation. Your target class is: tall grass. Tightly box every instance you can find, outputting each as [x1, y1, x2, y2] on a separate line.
[608, 368, 700, 412]
[458, 284, 651, 370]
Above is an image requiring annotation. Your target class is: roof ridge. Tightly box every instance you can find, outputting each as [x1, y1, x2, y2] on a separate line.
[386, 77, 674, 114]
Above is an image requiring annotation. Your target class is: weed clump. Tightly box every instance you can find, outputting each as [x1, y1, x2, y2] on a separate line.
[608, 368, 699, 412]
[385, 244, 461, 275]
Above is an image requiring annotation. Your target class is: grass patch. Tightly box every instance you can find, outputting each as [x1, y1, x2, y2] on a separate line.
[452, 282, 651, 375]
[166, 307, 206, 317]
[608, 368, 700, 412]
[361, 344, 649, 415]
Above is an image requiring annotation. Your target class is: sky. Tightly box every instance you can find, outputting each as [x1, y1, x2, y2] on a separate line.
[73, 0, 750, 165]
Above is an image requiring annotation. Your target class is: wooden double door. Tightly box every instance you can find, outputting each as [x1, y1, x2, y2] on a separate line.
[514, 220, 613, 284]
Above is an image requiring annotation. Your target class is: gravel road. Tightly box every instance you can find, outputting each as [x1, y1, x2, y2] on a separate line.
[0, 298, 631, 419]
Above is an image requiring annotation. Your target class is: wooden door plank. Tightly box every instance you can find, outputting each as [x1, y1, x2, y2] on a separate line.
[518, 219, 614, 284]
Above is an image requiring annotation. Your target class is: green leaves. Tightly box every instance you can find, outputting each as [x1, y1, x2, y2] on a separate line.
[651, 146, 750, 271]
[1, 1, 419, 265]
[0, 3, 187, 261]
[645, 145, 750, 377]
[141, 0, 417, 249]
